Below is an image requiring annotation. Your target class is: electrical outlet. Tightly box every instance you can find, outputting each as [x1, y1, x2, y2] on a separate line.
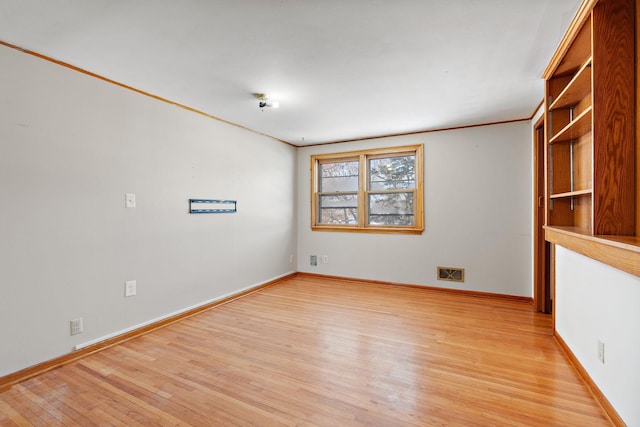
[597, 340, 605, 363]
[289, 254, 294, 263]
[125, 280, 137, 297]
[70, 318, 83, 336]
[310, 255, 317, 266]
[321, 255, 329, 264]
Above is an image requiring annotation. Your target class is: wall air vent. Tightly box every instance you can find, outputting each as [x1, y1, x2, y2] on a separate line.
[437, 266, 464, 283]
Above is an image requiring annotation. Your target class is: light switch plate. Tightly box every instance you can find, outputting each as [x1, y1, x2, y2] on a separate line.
[125, 280, 137, 297]
[125, 193, 136, 208]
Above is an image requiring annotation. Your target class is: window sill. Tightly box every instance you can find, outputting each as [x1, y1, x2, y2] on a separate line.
[544, 226, 640, 277]
[311, 225, 424, 235]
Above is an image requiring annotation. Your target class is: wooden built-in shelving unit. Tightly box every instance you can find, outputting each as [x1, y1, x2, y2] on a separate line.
[543, 0, 638, 274]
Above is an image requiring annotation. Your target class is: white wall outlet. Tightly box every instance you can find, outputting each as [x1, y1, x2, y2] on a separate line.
[289, 254, 294, 263]
[597, 340, 605, 364]
[125, 193, 136, 208]
[125, 280, 137, 297]
[70, 318, 83, 336]
[321, 255, 329, 264]
[310, 255, 317, 266]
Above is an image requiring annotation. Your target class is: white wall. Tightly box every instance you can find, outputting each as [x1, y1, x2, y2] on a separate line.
[555, 247, 640, 426]
[0, 45, 297, 376]
[297, 121, 533, 296]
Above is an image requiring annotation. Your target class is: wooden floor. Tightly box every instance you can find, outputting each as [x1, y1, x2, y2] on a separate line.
[0, 275, 611, 426]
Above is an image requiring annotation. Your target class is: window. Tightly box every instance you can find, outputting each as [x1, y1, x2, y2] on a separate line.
[311, 144, 423, 234]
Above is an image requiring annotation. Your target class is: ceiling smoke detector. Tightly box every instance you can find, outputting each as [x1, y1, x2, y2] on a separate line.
[255, 93, 279, 110]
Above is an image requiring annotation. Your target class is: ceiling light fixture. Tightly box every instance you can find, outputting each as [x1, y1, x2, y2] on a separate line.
[255, 93, 279, 110]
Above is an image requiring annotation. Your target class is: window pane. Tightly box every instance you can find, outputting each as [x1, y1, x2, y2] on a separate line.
[320, 161, 359, 192]
[368, 193, 414, 225]
[369, 156, 416, 190]
[319, 194, 358, 224]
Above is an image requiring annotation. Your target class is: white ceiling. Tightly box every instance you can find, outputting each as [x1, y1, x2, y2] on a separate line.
[0, 0, 581, 146]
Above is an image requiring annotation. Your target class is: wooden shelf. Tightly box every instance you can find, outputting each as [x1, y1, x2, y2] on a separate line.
[549, 189, 592, 199]
[549, 58, 592, 110]
[549, 106, 592, 144]
[545, 226, 640, 277]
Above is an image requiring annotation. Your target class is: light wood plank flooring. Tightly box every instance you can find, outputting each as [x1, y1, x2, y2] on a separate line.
[0, 275, 611, 426]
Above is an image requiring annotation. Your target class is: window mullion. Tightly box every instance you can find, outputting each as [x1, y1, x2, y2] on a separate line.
[358, 154, 367, 228]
